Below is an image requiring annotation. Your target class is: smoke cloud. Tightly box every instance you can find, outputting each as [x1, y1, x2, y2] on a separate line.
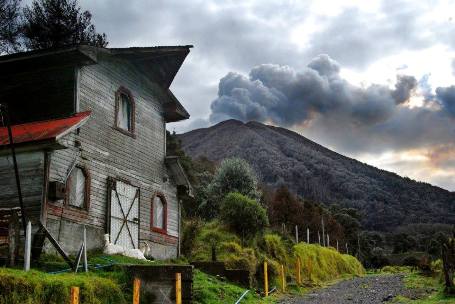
[210, 54, 418, 127]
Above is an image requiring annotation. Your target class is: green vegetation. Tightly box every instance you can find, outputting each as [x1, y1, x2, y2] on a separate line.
[0, 267, 125, 304]
[293, 243, 365, 284]
[220, 192, 269, 239]
[193, 269, 276, 304]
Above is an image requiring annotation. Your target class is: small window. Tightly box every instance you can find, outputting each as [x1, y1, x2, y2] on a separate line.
[115, 87, 135, 135]
[152, 194, 167, 232]
[67, 167, 89, 209]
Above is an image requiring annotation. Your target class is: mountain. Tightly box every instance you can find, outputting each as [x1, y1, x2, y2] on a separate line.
[178, 119, 455, 231]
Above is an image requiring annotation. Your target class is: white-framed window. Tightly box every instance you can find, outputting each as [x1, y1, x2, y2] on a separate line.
[152, 194, 167, 232]
[115, 87, 135, 135]
[67, 167, 89, 209]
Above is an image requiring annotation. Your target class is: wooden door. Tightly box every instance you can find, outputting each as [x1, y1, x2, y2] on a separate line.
[109, 179, 139, 249]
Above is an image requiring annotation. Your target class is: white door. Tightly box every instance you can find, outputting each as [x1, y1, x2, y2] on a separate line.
[109, 180, 139, 249]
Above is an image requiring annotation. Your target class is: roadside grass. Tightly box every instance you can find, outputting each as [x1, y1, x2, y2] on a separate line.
[193, 269, 278, 304]
[293, 243, 365, 284]
[379, 266, 454, 304]
[0, 267, 126, 304]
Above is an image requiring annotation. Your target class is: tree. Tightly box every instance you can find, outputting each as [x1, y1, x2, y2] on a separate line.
[22, 0, 107, 50]
[0, 0, 21, 53]
[220, 192, 269, 241]
[268, 185, 304, 230]
[204, 158, 260, 218]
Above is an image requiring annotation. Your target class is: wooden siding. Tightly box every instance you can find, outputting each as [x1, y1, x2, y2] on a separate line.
[48, 56, 180, 250]
[0, 151, 44, 222]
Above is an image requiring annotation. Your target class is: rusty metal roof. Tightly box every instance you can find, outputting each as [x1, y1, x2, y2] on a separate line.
[0, 111, 91, 147]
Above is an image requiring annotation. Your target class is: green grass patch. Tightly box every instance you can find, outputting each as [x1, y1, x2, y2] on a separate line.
[0, 267, 126, 304]
[193, 269, 277, 304]
[293, 243, 365, 284]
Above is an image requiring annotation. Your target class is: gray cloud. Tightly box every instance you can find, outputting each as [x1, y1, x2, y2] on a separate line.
[207, 54, 455, 158]
[436, 86, 455, 117]
[210, 55, 417, 128]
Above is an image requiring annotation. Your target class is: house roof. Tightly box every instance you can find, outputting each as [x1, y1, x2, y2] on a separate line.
[0, 45, 192, 122]
[0, 111, 91, 148]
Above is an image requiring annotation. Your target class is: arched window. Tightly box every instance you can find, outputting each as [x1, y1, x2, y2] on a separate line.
[67, 166, 90, 210]
[151, 193, 167, 233]
[115, 87, 135, 135]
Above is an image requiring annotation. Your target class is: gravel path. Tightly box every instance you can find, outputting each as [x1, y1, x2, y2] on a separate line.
[280, 274, 416, 304]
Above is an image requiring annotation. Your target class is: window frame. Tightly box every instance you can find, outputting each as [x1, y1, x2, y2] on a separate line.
[65, 166, 91, 211]
[151, 192, 168, 234]
[114, 86, 136, 137]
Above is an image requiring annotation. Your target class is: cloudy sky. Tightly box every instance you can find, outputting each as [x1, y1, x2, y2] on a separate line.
[80, 0, 455, 191]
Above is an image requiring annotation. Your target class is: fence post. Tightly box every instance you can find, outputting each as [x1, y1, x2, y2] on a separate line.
[24, 221, 31, 271]
[307, 228, 309, 244]
[280, 264, 286, 292]
[264, 262, 268, 297]
[176, 273, 182, 304]
[327, 234, 330, 247]
[83, 226, 88, 272]
[295, 225, 299, 243]
[133, 278, 141, 304]
[296, 257, 301, 285]
[70, 286, 79, 304]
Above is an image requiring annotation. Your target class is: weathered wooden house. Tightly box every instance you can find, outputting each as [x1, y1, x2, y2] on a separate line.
[0, 45, 192, 260]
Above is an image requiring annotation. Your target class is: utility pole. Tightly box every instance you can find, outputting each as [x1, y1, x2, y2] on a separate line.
[0, 104, 27, 235]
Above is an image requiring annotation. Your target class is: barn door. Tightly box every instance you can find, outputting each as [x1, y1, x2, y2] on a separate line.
[109, 180, 139, 249]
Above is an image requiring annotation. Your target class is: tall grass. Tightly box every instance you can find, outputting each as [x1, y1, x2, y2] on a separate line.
[0, 268, 125, 304]
[293, 243, 365, 284]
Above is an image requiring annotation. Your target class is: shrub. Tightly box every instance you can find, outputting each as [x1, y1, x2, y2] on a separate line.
[191, 221, 240, 261]
[261, 234, 288, 265]
[205, 158, 260, 218]
[220, 192, 269, 240]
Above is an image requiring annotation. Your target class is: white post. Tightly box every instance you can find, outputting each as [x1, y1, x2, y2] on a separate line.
[346, 243, 349, 255]
[327, 234, 330, 247]
[321, 217, 325, 247]
[336, 240, 339, 252]
[307, 228, 310, 244]
[295, 225, 299, 243]
[24, 221, 31, 271]
[83, 226, 88, 272]
[318, 231, 321, 245]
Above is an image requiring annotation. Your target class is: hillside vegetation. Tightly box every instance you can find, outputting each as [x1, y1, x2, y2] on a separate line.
[179, 119, 455, 231]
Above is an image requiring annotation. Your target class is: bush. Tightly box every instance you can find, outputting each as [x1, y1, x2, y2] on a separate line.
[261, 234, 288, 265]
[191, 221, 240, 261]
[205, 158, 260, 218]
[220, 192, 269, 240]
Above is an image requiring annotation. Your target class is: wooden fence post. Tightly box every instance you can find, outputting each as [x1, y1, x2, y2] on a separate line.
[264, 262, 268, 297]
[280, 264, 286, 292]
[176, 273, 182, 304]
[296, 257, 301, 285]
[133, 278, 141, 304]
[70, 286, 79, 304]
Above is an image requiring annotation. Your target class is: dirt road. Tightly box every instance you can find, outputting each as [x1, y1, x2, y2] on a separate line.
[279, 274, 416, 304]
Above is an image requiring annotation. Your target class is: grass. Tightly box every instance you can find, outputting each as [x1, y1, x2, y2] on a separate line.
[193, 269, 277, 304]
[0, 267, 126, 304]
[380, 266, 455, 304]
[293, 243, 365, 284]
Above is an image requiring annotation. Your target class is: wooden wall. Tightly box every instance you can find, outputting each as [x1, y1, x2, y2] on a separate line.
[47, 55, 180, 257]
[0, 151, 45, 222]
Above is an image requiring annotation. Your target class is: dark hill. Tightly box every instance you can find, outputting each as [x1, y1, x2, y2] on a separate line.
[178, 119, 455, 231]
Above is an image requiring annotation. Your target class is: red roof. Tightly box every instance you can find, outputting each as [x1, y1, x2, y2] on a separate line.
[0, 111, 91, 147]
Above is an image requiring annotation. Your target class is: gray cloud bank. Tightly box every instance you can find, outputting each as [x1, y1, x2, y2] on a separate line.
[208, 55, 455, 157]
